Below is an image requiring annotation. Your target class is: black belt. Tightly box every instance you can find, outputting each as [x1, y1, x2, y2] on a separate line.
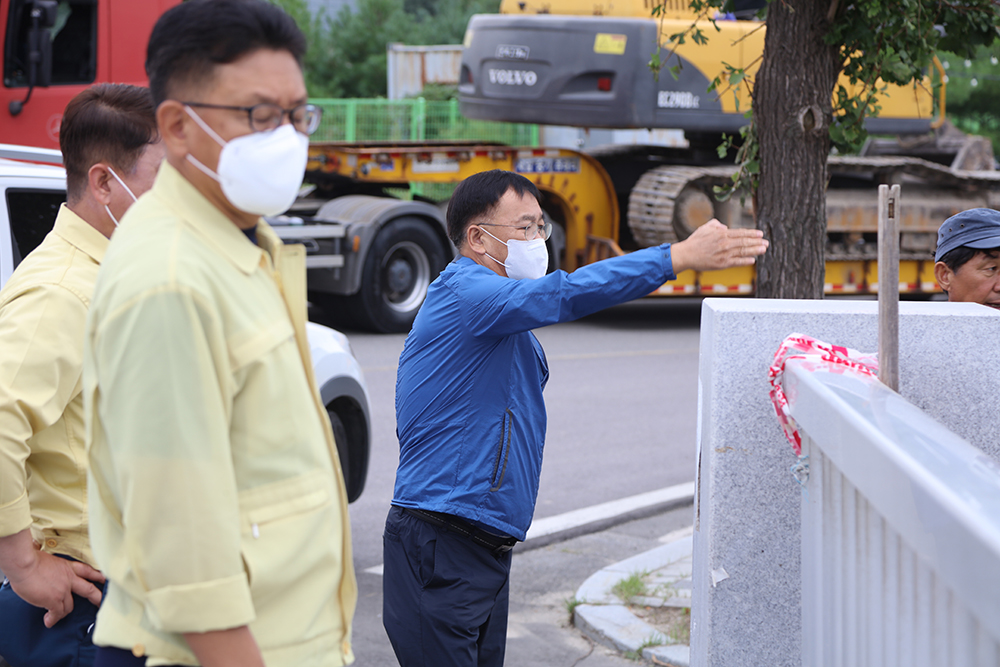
[401, 507, 518, 556]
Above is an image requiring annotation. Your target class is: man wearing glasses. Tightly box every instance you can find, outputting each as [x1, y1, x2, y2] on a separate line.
[385, 169, 768, 666]
[82, 2, 355, 666]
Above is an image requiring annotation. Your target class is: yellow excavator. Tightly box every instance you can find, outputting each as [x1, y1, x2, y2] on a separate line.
[458, 0, 1000, 295]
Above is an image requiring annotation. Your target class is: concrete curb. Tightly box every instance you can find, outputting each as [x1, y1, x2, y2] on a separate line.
[572, 532, 693, 666]
[520, 482, 695, 552]
[361, 484, 695, 577]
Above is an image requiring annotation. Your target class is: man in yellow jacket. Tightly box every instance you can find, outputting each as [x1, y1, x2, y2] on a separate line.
[0, 84, 162, 667]
[83, 1, 357, 666]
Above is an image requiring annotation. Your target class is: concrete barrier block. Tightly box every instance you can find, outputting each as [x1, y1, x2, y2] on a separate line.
[691, 298, 1000, 667]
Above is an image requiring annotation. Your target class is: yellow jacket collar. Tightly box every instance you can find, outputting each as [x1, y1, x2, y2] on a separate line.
[53, 204, 109, 264]
[152, 161, 265, 275]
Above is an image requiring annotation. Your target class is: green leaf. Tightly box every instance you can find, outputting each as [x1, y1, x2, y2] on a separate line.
[829, 124, 845, 146]
[713, 185, 733, 202]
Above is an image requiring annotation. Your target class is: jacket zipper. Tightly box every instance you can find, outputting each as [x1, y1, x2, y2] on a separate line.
[490, 409, 513, 492]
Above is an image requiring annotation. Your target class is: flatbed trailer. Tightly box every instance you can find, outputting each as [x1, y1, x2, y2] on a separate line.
[288, 141, 951, 334]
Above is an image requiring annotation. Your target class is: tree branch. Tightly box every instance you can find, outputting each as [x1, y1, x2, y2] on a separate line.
[826, 0, 840, 23]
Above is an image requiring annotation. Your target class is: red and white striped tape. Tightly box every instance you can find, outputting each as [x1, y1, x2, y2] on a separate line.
[767, 333, 879, 456]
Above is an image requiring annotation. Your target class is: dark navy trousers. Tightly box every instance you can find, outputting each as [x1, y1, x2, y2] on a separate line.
[93, 647, 183, 667]
[383, 506, 513, 667]
[0, 570, 98, 667]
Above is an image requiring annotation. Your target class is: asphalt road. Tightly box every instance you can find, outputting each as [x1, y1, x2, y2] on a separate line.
[322, 297, 705, 665]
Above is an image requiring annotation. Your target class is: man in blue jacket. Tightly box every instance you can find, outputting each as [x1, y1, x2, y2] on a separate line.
[385, 169, 767, 667]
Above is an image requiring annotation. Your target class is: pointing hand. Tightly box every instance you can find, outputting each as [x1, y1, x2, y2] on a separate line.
[669, 220, 769, 274]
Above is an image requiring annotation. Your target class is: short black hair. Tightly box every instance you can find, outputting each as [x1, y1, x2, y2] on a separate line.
[60, 84, 158, 204]
[447, 170, 540, 248]
[146, 0, 307, 105]
[938, 245, 1000, 273]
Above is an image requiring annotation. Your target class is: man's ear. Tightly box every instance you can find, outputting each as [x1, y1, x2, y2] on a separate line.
[87, 163, 113, 206]
[465, 223, 487, 256]
[157, 100, 191, 161]
[934, 261, 953, 293]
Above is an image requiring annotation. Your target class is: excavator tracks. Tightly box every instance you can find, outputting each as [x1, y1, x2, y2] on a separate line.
[627, 157, 1000, 260]
[627, 165, 737, 246]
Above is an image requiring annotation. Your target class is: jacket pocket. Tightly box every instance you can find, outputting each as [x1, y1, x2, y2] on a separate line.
[239, 473, 345, 648]
[489, 409, 513, 492]
[239, 472, 334, 592]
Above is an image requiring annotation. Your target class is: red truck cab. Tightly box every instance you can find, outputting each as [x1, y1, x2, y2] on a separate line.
[1, 0, 179, 149]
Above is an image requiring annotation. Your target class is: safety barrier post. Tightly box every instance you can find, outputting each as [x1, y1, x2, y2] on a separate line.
[877, 183, 901, 391]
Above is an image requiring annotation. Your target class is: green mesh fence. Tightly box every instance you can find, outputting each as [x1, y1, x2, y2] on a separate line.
[310, 98, 539, 146]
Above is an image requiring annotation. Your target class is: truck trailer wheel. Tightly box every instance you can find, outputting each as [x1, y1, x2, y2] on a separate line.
[350, 216, 447, 333]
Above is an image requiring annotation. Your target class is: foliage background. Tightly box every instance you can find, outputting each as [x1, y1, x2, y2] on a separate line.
[274, 0, 1000, 156]
[938, 41, 1000, 154]
[269, 0, 490, 98]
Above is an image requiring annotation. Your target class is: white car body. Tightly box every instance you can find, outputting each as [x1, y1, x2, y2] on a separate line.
[0, 148, 371, 501]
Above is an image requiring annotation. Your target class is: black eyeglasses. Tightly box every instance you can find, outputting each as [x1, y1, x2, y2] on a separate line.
[183, 101, 322, 135]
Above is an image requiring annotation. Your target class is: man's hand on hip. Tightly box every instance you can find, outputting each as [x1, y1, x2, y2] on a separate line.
[669, 219, 769, 274]
[0, 528, 105, 627]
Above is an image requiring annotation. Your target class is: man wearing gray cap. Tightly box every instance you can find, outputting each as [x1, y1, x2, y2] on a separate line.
[934, 208, 1000, 308]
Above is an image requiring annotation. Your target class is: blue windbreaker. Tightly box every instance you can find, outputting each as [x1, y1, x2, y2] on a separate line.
[393, 245, 675, 540]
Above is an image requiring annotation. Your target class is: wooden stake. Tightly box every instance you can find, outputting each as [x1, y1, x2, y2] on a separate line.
[878, 184, 900, 391]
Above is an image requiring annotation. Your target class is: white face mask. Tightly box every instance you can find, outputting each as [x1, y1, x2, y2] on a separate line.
[184, 105, 308, 216]
[104, 166, 138, 228]
[479, 226, 549, 280]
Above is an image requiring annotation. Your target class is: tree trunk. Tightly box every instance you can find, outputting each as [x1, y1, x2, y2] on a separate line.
[753, 0, 841, 298]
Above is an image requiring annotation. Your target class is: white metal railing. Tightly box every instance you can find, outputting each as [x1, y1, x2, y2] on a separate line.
[783, 360, 1000, 667]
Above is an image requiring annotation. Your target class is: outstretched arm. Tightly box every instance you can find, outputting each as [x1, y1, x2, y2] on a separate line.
[462, 219, 768, 338]
[669, 220, 768, 274]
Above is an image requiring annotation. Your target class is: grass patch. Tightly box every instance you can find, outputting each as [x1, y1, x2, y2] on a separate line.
[564, 596, 585, 619]
[667, 608, 691, 644]
[632, 605, 692, 646]
[624, 635, 664, 661]
[612, 570, 649, 602]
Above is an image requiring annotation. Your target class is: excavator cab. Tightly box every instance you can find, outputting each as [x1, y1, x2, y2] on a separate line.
[459, 6, 934, 136]
[459, 13, 754, 133]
